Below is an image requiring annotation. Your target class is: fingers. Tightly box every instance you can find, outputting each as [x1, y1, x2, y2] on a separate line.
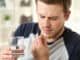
[31, 34, 47, 52]
[0, 48, 18, 60]
[31, 35, 49, 60]
[0, 48, 11, 55]
[31, 34, 47, 49]
[0, 51, 14, 60]
[38, 35, 47, 46]
[0, 53, 13, 59]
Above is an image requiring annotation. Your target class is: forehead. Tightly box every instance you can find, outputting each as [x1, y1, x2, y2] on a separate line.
[37, 1, 64, 16]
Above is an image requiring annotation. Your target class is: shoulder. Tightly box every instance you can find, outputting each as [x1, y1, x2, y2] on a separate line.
[63, 27, 80, 44]
[63, 27, 80, 60]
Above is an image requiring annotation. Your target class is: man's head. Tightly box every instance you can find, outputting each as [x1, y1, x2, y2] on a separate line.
[36, 0, 71, 39]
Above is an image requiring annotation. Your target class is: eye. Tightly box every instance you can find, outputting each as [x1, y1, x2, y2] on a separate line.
[48, 16, 58, 20]
[39, 15, 45, 19]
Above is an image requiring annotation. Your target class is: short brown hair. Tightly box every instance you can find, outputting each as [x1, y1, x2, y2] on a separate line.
[35, 0, 71, 13]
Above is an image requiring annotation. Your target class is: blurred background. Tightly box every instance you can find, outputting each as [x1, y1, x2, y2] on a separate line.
[0, 0, 80, 47]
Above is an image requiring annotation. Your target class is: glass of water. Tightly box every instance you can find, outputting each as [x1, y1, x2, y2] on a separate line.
[10, 36, 25, 58]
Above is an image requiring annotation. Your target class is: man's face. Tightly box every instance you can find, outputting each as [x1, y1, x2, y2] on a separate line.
[37, 1, 70, 38]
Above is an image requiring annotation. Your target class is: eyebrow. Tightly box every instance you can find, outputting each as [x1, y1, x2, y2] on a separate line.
[38, 13, 59, 19]
[48, 16, 58, 19]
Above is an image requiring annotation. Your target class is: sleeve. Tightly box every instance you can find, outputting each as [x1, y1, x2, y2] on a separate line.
[75, 42, 80, 60]
[71, 39, 80, 60]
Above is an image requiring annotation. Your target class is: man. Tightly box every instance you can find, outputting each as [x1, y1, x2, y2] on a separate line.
[0, 0, 80, 60]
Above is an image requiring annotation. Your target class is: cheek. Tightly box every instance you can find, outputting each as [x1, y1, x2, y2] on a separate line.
[51, 20, 64, 29]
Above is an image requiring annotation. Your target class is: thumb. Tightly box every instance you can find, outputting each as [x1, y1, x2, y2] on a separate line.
[39, 35, 47, 46]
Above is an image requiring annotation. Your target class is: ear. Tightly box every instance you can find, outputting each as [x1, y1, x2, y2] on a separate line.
[65, 10, 71, 21]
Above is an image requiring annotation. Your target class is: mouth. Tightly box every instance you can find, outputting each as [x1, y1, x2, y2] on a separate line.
[43, 28, 53, 33]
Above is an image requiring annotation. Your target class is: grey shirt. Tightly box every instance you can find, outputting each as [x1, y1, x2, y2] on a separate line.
[17, 33, 68, 60]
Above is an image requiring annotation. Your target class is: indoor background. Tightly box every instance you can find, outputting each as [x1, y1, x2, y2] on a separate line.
[0, 0, 80, 50]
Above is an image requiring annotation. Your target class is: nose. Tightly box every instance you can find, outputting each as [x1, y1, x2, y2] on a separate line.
[44, 18, 50, 27]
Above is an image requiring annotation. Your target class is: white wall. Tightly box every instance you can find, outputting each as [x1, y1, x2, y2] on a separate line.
[65, 0, 80, 34]
[0, 0, 32, 46]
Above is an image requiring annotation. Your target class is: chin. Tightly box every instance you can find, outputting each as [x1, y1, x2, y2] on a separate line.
[42, 32, 54, 38]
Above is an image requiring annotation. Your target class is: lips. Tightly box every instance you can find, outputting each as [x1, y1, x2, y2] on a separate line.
[43, 28, 52, 33]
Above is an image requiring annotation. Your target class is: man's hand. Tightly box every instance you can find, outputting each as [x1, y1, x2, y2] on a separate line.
[0, 48, 17, 60]
[0, 47, 24, 60]
[31, 35, 49, 60]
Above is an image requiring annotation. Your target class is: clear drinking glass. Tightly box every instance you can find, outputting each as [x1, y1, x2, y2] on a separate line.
[10, 36, 25, 58]
[17, 34, 39, 60]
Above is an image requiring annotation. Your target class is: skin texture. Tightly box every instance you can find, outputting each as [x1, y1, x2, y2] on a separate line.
[31, 1, 70, 60]
[37, 1, 70, 41]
